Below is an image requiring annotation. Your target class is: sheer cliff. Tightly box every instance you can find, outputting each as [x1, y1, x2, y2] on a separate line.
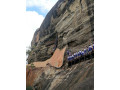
[26, 0, 94, 90]
[27, 0, 94, 64]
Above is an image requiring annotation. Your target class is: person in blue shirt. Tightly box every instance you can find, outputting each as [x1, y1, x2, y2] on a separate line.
[74, 52, 78, 63]
[91, 44, 94, 58]
[74, 53, 76, 59]
[82, 51, 84, 56]
[88, 45, 93, 59]
[67, 56, 70, 61]
[88, 45, 90, 52]
[88, 45, 92, 53]
[78, 51, 80, 56]
[68, 56, 72, 66]
[73, 53, 76, 63]
[85, 46, 89, 59]
[84, 49, 87, 54]
[93, 44, 94, 50]
[76, 52, 78, 58]
[77, 51, 81, 62]
[70, 56, 71, 60]
[80, 50, 82, 55]
[77, 52, 79, 57]
[71, 56, 73, 61]
[78, 51, 80, 57]
[67, 50, 70, 56]
[71, 55, 74, 65]
[76, 52, 79, 63]
[84, 49, 87, 60]
[83, 50, 85, 59]
[81, 50, 84, 61]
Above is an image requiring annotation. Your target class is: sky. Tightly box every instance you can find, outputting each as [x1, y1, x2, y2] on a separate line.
[26, 0, 58, 49]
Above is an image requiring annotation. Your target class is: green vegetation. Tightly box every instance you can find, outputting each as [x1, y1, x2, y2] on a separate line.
[31, 45, 36, 50]
[30, 62, 35, 69]
[26, 45, 36, 56]
[26, 49, 31, 56]
[26, 46, 32, 56]
[26, 86, 33, 90]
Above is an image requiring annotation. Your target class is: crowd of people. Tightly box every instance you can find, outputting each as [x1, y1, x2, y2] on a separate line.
[67, 44, 94, 66]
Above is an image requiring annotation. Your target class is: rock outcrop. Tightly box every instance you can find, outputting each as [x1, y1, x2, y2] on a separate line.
[26, 59, 94, 90]
[26, 0, 94, 90]
[27, 0, 94, 64]
[27, 47, 66, 68]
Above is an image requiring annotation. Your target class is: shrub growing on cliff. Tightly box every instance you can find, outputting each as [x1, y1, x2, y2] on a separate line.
[26, 46, 32, 56]
[26, 49, 31, 56]
[26, 86, 33, 90]
[31, 45, 36, 50]
[26, 45, 36, 56]
[30, 63, 35, 69]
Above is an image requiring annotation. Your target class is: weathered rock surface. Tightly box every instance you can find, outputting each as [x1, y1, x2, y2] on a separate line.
[26, 59, 94, 90]
[27, 47, 66, 68]
[27, 0, 94, 64]
[26, 0, 94, 90]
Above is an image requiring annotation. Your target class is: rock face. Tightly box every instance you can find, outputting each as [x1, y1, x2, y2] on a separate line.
[26, 59, 94, 90]
[26, 0, 94, 89]
[27, 47, 66, 68]
[27, 0, 94, 64]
